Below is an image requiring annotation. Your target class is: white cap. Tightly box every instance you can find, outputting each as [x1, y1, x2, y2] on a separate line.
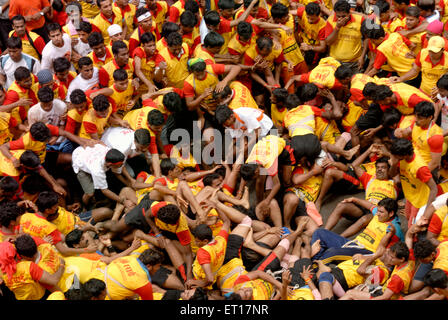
[107, 24, 123, 37]
[137, 11, 152, 22]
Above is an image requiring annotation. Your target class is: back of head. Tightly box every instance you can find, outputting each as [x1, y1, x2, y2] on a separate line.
[240, 163, 258, 181]
[0, 176, 19, 194]
[389, 241, 410, 260]
[105, 149, 125, 164]
[298, 84, 318, 102]
[272, 88, 289, 104]
[180, 10, 197, 28]
[65, 229, 84, 248]
[37, 86, 54, 103]
[414, 239, 437, 260]
[334, 0, 350, 12]
[36, 190, 59, 212]
[29, 122, 51, 142]
[204, 10, 221, 26]
[83, 278, 106, 299]
[376, 0, 390, 13]
[88, 32, 104, 48]
[270, 3, 288, 20]
[424, 269, 448, 289]
[111, 40, 127, 55]
[305, 2, 320, 16]
[134, 128, 151, 147]
[390, 138, 413, 156]
[64, 286, 89, 300]
[53, 57, 71, 73]
[147, 109, 165, 126]
[373, 84, 393, 101]
[285, 93, 301, 110]
[166, 31, 182, 47]
[20, 150, 41, 169]
[417, 0, 435, 12]
[157, 204, 180, 224]
[215, 104, 233, 125]
[160, 158, 176, 176]
[185, 0, 199, 13]
[14, 66, 31, 82]
[406, 5, 421, 17]
[437, 74, 448, 90]
[0, 201, 22, 228]
[204, 31, 224, 48]
[113, 69, 128, 82]
[236, 21, 253, 38]
[362, 82, 379, 99]
[218, 0, 235, 10]
[78, 56, 93, 70]
[162, 92, 182, 113]
[256, 36, 273, 51]
[15, 234, 37, 258]
[414, 101, 435, 118]
[139, 248, 165, 266]
[382, 107, 402, 128]
[193, 224, 213, 241]
[92, 94, 110, 112]
[161, 22, 180, 39]
[70, 89, 87, 105]
[6, 36, 22, 50]
[334, 65, 354, 81]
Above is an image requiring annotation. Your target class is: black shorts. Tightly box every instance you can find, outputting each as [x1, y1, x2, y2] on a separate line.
[353, 203, 371, 218]
[289, 258, 313, 287]
[151, 266, 173, 287]
[355, 103, 383, 131]
[223, 234, 244, 265]
[331, 266, 349, 292]
[290, 134, 322, 165]
[124, 194, 154, 233]
[252, 250, 281, 273]
[332, 167, 361, 195]
[278, 140, 296, 167]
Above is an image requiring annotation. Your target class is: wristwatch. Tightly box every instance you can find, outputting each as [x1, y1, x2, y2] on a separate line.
[39, 11, 44, 16]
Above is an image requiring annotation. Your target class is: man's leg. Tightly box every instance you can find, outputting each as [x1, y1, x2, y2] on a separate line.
[340, 214, 373, 238]
[315, 168, 344, 211]
[283, 192, 300, 229]
[324, 202, 364, 231]
[310, 229, 349, 260]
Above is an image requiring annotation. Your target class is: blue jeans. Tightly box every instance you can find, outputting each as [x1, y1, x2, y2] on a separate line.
[311, 229, 373, 265]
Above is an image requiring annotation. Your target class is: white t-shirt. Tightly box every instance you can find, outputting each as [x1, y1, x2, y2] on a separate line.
[74, 40, 92, 57]
[66, 67, 99, 102]
[41, 33, 73, 72]
[27, 98, 67, 127]
[226, 107, 274, 139]
[437, 93, 448, 131]
[72, 144, 112, 190]
[101, 127, 144, 159]
[0, 53, 41, 90]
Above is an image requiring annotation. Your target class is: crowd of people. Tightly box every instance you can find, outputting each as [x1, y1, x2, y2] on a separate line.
[0, 0, 447, 301]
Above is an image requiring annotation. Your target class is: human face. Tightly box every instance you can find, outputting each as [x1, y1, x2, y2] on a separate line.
[415, 114, 433, 128]
[110, 32, 124, 43]
[384, 248, 405, 266]
[92, 43, 106, 58]
[211, 177, 223, 188]
[149, 124, 163, 134]
[115, 79, 129, 91]
[49, 30, 64, 47]
[95, 107, 110, 118]
[116, 0, 128, 7]
[405, 15, 420, 29]
[40, 101, 54, 112]
[375, 162, 389, 180]
[223, 115, 236, 127]
[73, 102, 87, 114]
[168, 44, 183, 58]
[335, 11, 350, 25]
[193, 70, 206, 80]
[429, 49, 444, 61]
[115, 48, 129, 66]
[170, 165, 183, 178]
[55, 70, 69, 82]
[12, 19, 26, 37]
[99, 0, 113, 17]
[135, 142, 149, 153]
[181, 25, 194, 35]
[142, 41, 156, 56]
[250, 4, 259, 17]
[220, 8, 234, 20]
[18, 76, 33, 89]
[78, 31, 89, 43]
[8, 47, 22, 62]
[439, 88, 448, 98]
[139, 16, 153, 32]
[259, 47, 271, 58]
[307, 14, 320, 24]
[379, 11, 390, 23]
[45, 204, 60, 221]
[376, 205, 393, 222]
[236, 287, 253, 300]
[80, 64, 94, 80]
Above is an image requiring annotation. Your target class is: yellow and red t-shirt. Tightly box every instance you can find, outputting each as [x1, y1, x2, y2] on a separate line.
[183, 63, 225, 106]
[296, 6, 326, 46]
[49, 206, 86, 236]
[122, 106, 159, 154]
[79, 107, 112, 139]
[156, 42, 190, 89]
[87, 47, 114, 69]
[411, 121, 445, 166]
[415, 49, 448, 96]
[91, 11, 124, 45]
[98, 58, 135, 88]
[19, 212, 63, 245]
[429, 206, 448, 242]
[65, 108, 87, 136]
[4, 79, 38, 124]
[359, 172, 398, 205]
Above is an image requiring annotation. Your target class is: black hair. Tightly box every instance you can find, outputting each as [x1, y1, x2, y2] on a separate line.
[65, 286, 89, 300]
[376, 0, 390, 13]
[36, 191, 59, 212]
[162, 92, 182, 113]
[185, 0, 200, 13]
[215, 104, 234, 125]
[414, 101, 435, 118]
[298, 84, 318, 102]
[139, 248, 165, 266]
[256, 36, 273, 51]
[47, 22, 62, 34]
[6, 36, 22, 50]
[204, 31, 225, 48]
[362, 82, 378, 99]
[193, 224, 213, 241]
[395, 0, 410, 4]
[305, 2, 321, 15]
[188, 60, 207, 73]
[166, 32, 183, 47]
[20, 150, 41, 168]
[111, 40, 127, 55]
[113, 69, 128, 81]
[88, 32, 104, 48]
[161, 22, 180, 39]
[390, 138, 414, 156]
[270, 2, 288, 19]
[406, 5, 421, 17]
[190, 287, 208, 300]
[92, 94, 110, 112]
[96, 0, 109, 8]
[147, 109, 165, 126]
[335, 65, 354, 81]
[105, 149, 125, 164]
[389, 241, 410, 260]
[285, 93, 301, 110]
[78, 56, 93, 69]
[70, 89, 87, 105]
[272, 88, 289, 102]
[134, 128, 151, 146]
[180, 10, 197, 28]
[243, 0, 258, 9]
[373, 84, 393, 101]
[203, 173, 221, 186]
[414, 239, 437, 260]
[11, 15, 26, 24]
[160, 158, 177, 176]
[0, 176, 19, 194]
[334, 0, 351, 12]
[375, 156, 391, 168]
[53, 57, 71, 73]
[417, 0, 435, 12]
[227, 292, 243, 300]
[52, 0, 64, 12]
[240, 163, 258, 181]
[22, 173, 49, 195]
[15, 234, 37, 258]
[136, 7, 150, 19]
[437, 74, 448, 90]
[14, 66, 31, 82]
[382, 107, 402, 128]
[65, 229, 84, 248]
[37, 86, 54, 103]
[83, 278, 106, 299]
[78, 21, 92, 33]
[218, 0, 235, 10]
[366, 23, 386, 39]
[236, 21, 253, 39]
[29, 122, 51, 142]
[424, 269, 448, 289]
[377, 197, 398, 216]
[0, 201, 21, 227]
[141, 31, 156, 44]
[213, 86, 232, 100]
[157, 204, 180, 224]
